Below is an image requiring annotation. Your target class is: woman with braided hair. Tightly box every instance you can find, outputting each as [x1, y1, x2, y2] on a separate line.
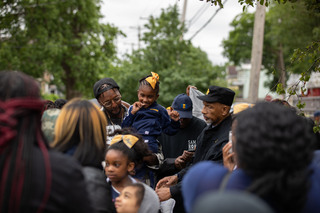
[0, 71, 93, 213]
[182, 102, 320, 213]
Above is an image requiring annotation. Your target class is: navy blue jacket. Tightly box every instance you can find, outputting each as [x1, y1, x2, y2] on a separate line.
[121, 102, 180, 139]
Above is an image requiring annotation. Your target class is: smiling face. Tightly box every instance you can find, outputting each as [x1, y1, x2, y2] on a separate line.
[104, 149, 134, 184]
[98, 89, 122, 115]
[137, 85, 159, 108]
[115, 186, 140, 213]
[201, 102, 230, 126]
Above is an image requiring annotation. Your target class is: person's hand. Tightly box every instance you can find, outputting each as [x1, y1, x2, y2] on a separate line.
[131, 101, 143, 115]
[174, 151, 194, 169]
[156, 187, 171, 202]
[222, 142, 236, 171]
[167, 107, 180, 122]
[186, 85, 197, 96]
[143, 153, 159, 166]
[156, 175, 178, 190]
[181, 150, 194, 162]
[174, 156, 186, 170]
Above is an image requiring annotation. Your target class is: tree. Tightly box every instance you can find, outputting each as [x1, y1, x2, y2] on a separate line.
[0, 0, 121, 99]
[222, 1, 320, 91]
[114, 5, 226, 106]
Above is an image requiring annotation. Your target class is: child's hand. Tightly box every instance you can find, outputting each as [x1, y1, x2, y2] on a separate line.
[131, 101, 143, 115]
[168, 108, 180, 121]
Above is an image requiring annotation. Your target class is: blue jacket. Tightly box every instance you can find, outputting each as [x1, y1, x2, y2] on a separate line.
[182, 161, 320, 213]
[121, 102, 180, 139]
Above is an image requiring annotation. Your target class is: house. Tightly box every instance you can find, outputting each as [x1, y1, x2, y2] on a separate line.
[226, 63, 278, 102]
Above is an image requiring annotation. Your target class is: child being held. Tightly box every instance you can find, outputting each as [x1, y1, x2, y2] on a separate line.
[104, 129, 157, 212]
[122, 72, 180, 153]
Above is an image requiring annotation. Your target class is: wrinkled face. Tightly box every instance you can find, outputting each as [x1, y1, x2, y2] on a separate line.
[105, 149, 133, 184]
[137, 85, 159, 108]
[179, 118, 191, 129]
[115, 186, 140, 213]
[201, 102, 228, 126]
[99, 89, 122, 115]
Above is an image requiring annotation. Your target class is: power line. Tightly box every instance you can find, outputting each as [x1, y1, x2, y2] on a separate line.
[188, 3, 210, 28]
[188, 0, 228, 41]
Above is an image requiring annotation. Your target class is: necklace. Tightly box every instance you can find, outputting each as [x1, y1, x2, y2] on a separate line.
[105, 105, 125, 126]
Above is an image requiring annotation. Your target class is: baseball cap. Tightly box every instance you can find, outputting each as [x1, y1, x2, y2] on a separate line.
[93, 78, 120, 99]
[197, 86, 235, 106]
[172, 93, 193, 119]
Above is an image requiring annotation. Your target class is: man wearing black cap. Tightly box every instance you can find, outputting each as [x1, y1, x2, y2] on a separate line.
[156, 86, 235, 209]
[93, 78, 129, 144]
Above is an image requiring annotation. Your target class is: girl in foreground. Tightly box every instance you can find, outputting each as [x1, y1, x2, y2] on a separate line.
[105, 129, 160, 213]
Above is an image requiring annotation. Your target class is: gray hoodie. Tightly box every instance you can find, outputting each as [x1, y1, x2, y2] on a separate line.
[138, 183, 160, 213]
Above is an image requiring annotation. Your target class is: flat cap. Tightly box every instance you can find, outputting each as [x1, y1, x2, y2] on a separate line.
[197, 86, 235, 106]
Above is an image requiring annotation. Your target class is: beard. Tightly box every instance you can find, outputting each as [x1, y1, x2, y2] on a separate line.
[205, 119, 213, 125]
[106, 105, 122, 117]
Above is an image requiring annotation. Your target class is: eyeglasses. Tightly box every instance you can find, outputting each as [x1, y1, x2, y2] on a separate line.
[100, 96, 121, 108]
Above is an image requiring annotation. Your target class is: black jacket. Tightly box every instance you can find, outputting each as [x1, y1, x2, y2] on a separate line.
[26, 148, 94, 213]
[83, 167, 116, 213]
[170, 115, 232, 198]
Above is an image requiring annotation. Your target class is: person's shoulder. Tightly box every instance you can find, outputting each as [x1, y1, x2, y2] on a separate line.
[121, 100, 130, 109]
[138, 182, 160, 213]
[190, 161, 226, 176]
[82, 166, 105, 181]
[48, 149, 83, 175]
[192, 116, 207, 126]
[217, 114, 232, 130]
[222, 114, 232, 123]
[150, 101, 162, 109]
[150, 102, 167, 112]
[182, 161, 229, 209]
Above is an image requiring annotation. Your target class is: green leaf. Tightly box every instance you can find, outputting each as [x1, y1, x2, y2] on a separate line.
[276, 83, 286, 94]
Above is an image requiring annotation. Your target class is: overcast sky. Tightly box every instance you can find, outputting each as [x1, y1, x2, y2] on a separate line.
[101, 0, 255, 65]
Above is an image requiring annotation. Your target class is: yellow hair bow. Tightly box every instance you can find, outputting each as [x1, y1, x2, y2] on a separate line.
[110, 134, 139, 148]
[145, 72, 159, 89]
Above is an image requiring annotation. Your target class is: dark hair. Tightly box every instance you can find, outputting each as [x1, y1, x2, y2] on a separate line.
[235, 102, 316, 212]
[54, 99, 67, 109]
[43, 100, 55, 111]
[0, 71, 51, 212]
[127, 183, 145, 207]
[139, 75, 160, 95]
[52, 99, 107, 168]
[106, 128, 150, 166]
[270, 98, 297, 112]
[270, 98, 290, 106]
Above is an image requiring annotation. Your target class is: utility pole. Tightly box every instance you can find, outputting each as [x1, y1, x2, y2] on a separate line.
[137, 26, 141, 49]
[248, 2, 266, 103]
[180, 0, 188, 24]
[180, 0, 188, 40]
[129, 25, 141, 49]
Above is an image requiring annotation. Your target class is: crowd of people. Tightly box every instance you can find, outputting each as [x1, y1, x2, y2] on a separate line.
[1, 70, 320, 213]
